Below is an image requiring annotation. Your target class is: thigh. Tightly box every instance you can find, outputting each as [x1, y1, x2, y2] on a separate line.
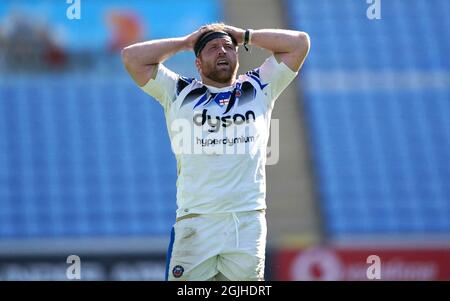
[211, 272, 231, 281]
[218, 252, 265, 281]
[166, 216, 225, 281]
[168, 255, 218, 281]
[218, 211, 267, 281]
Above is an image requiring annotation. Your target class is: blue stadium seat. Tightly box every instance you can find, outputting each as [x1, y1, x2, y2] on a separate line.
[0, 0, 222, 239]
[287, 0, 450, 237]
[0, 77, 179, 238]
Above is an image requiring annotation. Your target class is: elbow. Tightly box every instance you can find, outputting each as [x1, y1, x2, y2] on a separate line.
[296, 31, 311, 54]
[121, 46, 134, 66]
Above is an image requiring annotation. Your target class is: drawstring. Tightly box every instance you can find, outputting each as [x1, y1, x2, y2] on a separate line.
[231, 213, 240, 248]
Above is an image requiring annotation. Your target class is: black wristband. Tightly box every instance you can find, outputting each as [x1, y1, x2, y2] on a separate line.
[243, 29, 252, 51]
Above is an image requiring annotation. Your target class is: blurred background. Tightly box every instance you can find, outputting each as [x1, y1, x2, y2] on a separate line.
[0, 0, 449, 280]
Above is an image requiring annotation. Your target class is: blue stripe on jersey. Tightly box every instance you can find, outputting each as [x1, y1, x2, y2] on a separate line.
[165, 227, 175, 281]
[176, 77, 193, 95]
[193, 93, 209, 109]
[248, 73, 268, 90]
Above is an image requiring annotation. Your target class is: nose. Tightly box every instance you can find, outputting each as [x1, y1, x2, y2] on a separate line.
[218, 45, 227, 54]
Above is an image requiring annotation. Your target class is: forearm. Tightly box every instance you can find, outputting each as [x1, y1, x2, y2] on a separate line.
[121, 37, 188, 67]
[121, 27, 205, 86]
[249, 29, 309, 54]
[224, 25, 310, 71]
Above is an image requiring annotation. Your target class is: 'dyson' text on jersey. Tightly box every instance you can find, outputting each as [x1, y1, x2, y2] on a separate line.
[193, 109, 256, 133]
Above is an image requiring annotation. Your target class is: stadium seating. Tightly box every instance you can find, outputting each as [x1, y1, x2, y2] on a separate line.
[0, 76, 179, 238]
[287, 0, 450, 238]
[0, 0, 221, 238]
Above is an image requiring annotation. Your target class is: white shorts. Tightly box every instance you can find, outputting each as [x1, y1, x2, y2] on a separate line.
[165, 210, 267, 281]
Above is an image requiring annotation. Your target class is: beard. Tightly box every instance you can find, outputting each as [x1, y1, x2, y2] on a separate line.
[202, 60, 238, 84]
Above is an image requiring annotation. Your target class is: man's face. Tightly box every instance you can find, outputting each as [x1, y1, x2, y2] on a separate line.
[196, 37, 239, 84]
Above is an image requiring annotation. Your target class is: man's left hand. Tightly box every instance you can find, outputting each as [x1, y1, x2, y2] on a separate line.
[223, 25, 246, 45]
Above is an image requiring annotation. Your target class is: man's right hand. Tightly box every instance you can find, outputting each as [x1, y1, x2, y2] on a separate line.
[184, 26, 209, 51]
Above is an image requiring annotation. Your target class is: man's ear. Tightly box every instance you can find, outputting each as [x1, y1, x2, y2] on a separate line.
[195, 57, 202, 71]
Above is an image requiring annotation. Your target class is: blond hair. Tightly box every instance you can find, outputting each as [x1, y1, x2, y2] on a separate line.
[201, 22, 227, 32]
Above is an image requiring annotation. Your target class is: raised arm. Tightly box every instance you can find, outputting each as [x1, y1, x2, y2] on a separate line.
[224, 26, 310, 72]
[121, 28, 206, 86]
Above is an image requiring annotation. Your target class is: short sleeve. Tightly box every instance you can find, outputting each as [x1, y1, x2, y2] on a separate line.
[140, 64, 179, 110]
[258, 55, 298, 109]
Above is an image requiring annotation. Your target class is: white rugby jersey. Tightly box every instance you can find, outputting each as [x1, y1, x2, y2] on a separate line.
[140, 55, 298, 218]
